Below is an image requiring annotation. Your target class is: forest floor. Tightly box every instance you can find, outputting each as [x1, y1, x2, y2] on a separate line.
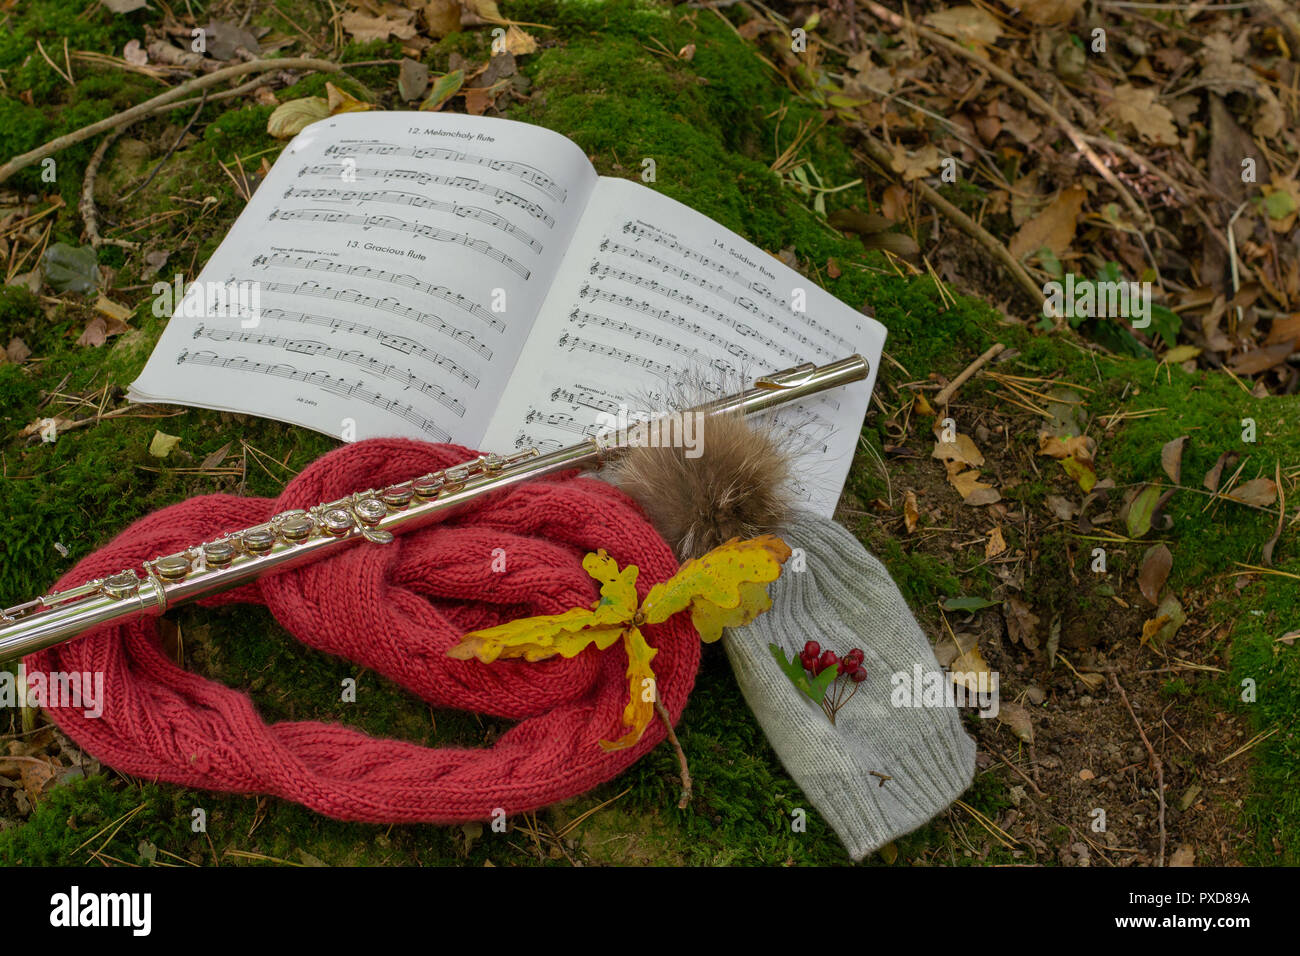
[0, 0, 1297, 866]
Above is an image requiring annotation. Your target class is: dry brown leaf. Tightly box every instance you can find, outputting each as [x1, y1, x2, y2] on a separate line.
[1229, 343, 1294, 375]
[1138, 543, 1172, 606]
[1105, 85, 1179, 146]
[923, 7, 1002, 46]
[932, 433, 985, 467]
[7, 337, 31, 363]
[420, 0, 462, 37]
[1010, 0, 1084, 26]
[903, 490, 920, 533]
[201, 440, 233, 470]
[1009, 185, 1085, 260]
[998, 701, 1034, 744]
[76, 317, 107, 347]
[1203, 451, 1238, 492]
[341, 10, 417, 43]
[1004, 596, 1040, 650]
[949, 469, 1001, 505]
[1227, 477, 1278, 508]
[986, 526, 1007, 558]
[1161, 436, 1188, 484]
[1038, 432, 1093, 461]
[888, 143, 942, 182]
[504, 24, 538, 55]
[949, 640, 991, 689]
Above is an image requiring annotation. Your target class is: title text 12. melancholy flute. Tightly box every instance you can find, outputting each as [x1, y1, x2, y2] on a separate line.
[0, 355, 869, 662]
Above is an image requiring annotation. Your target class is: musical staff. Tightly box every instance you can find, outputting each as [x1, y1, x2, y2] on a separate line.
[620, 221, 855, 350]
[549, 384, 621, 417]
[251, 253, 503, 334]
[281, 187, 543, 253]
[512, 430, 563, 452]
[297, 164, 555, 227]
[176, 349, 451, 441]
[268, 208, 530, 280]
[567, 307, 755, 368]
[524, 408, 599, 437]
[243, 278, 492, 358]
[554, 331, 677, 379]
[261, 308, 479, 388]
[324, 142, 567, 203]
[193, 324, 465, 418]
[577, 280, 788, 363]
[595, 238, 832, 359]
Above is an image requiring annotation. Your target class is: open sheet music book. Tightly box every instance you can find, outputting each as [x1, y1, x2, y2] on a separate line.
[129, 112, 887, 515]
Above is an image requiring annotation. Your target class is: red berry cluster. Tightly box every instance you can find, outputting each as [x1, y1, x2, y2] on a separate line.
[798, 641, 867, 724]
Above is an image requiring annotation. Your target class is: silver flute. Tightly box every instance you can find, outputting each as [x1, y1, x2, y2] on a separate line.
[0, 355, 868, 662]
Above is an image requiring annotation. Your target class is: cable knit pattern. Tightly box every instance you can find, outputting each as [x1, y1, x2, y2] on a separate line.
[27, 438, 699, 823]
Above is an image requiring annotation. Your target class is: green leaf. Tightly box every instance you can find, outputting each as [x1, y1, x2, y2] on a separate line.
[41, 242, 98, 295]
[768, 644, 835, 704]
[421, 70, 464, 112]
[266, 96, 330, 139]
[1126, 485, 1162, 538]
[1263, 190, 1296, 220]
[1150, 304, 1180, 348]
[1096, 261, 1124, 284]
[940, 595, 998, 612]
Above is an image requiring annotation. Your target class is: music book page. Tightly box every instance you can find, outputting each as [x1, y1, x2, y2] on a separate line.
[129, 112, 887, 516]
[128, 111, 599, 446]
[480, 177, 886, 515]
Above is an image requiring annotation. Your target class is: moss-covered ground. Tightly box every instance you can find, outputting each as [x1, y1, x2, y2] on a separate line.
[0, 0, 1295, 866]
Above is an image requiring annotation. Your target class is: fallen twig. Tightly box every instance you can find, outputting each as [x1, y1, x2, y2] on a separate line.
[79, 127, 137, 251]
[1110, 673, 1166, 867]
[0, 57, 346, 184]
[654, 697, 692, 810]
[934, 343, 1006, 407]
[859, 0, 1151, 231]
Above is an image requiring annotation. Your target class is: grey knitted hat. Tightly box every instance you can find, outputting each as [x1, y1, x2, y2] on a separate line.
[724, 511, 976, 860]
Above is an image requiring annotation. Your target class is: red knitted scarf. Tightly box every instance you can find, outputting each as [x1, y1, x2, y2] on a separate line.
[28, 439, 699, 822]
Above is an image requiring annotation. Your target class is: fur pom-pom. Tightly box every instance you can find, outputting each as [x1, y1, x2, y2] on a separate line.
[608, 410, 793, 562]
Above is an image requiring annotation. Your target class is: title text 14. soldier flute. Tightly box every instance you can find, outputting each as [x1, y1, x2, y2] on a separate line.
[0, 355, 869, 662]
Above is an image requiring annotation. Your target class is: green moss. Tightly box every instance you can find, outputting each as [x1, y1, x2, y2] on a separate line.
[1, 0, 1296, 867]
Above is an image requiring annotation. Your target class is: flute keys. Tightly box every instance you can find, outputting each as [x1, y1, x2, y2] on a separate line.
[380, 485, 413, 509]
[354, 498, 387, 526]
[412, 475, 444, 499]
[103, 571, 141, 596]
[321, 508, 354, 535]
[203, 540, 236, 566]
[279, 514, 314, 541]
[242, 528, 276, 554]
[154, 554, 192, 581]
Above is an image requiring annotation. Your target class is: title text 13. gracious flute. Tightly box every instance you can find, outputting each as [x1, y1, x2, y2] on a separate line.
[0, 355, 869, 662]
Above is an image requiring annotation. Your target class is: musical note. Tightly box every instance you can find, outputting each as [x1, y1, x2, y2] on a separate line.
[524, 408, 598, 437]
[297, 165, 555, 227]
[549, 384, 620, 416]
[323, 142, 567, 203]
[258, 309, 480, 388]
[555, 331, 675, 379]
[592, 240, 833, 359]
[176, 349, 450, 441]
[192, 324, 465, 418]
[269, 208, 531, 280]
[240, 277, 492, 358]
[280, 187, 544, 253]
[576, 278, 794, 362]
[619, 221, 854, 350]
[251, 253, 503, 333]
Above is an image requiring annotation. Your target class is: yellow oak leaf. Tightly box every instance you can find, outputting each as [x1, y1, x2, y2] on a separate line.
[598, 626, 659, 752]
[448, 535, 791, 750]
[447, 608, 625, 663]
[641, 534, 792, 642]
